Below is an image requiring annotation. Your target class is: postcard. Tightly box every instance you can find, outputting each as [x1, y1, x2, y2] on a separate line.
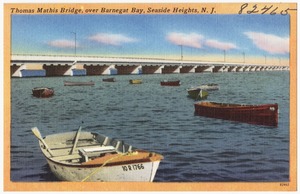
[3, 2, 297, 191]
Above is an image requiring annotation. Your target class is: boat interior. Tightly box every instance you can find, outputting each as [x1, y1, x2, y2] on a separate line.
[41, 131, 134, 164]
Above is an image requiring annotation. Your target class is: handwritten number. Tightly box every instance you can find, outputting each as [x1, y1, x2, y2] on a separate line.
[270, 7, 277, 15]
[247, 4, 259, 14]
[261, 5, 273, 14]
[238, 3, 248, 14]
[280, 8, 289, 15]
[238, 3, 296, 15]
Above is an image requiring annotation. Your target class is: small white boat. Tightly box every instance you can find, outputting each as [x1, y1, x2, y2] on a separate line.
[197, 84, 219, 91]
[32, 127, 163, 182]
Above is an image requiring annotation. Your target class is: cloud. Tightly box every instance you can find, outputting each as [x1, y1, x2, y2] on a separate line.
[244, 31, 289, 54]
[166, 32, 204, 48]
[205, 39, 237, 51]
[88, 33, 138, 46]
[48, 39, 76, 48]
[166, 32, 237, 51]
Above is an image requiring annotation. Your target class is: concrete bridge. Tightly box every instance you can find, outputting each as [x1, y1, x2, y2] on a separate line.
[10, 54, 289, 77]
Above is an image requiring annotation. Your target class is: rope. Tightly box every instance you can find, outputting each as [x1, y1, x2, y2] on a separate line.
[80, 151, 138, 182]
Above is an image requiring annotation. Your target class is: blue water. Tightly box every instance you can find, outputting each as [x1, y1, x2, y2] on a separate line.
[10, 71, 290, 182]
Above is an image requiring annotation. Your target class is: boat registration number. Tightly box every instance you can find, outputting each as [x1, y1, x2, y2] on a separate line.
[122, 164, 144, 171]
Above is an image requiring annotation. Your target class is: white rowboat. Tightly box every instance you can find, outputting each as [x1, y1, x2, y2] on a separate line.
[32, 127, 163, 182]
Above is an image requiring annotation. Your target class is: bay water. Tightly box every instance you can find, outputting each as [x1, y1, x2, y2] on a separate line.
[10, 71, 290, 182]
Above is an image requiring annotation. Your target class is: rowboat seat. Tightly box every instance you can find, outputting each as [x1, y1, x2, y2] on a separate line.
[79, 146, 117, 162]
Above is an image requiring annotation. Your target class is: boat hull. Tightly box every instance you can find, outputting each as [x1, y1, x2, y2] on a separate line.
[129, 79, 142, 84]
[102, 78, 116, 82]
[187, 89, 208, 100]
[160, 80, 180, 86]
[194, 102, 278, 127]
[32, 87, 54, 98]
[46, 158, 160, 182]
[64, 81, 94, 86]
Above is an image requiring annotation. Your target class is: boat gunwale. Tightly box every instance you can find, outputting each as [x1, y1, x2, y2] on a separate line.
[44, 152, 163, 168]
[195, 101, 278, 110]
[32, 87, 54, 90]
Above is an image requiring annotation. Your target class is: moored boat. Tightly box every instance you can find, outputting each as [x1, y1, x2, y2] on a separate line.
[160, 80, 181, 86]
[194, 101, 278, 127]
[32, 87, 54, 98]
[32, 126, 163, 182]
[102, 77, 116, 82]
[197, 84, 219, 91]
[64, 81, 94, 86]
[129, 79, 142, 84]
[187, 87, 208, 100]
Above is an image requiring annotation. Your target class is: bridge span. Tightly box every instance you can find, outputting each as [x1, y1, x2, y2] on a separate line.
[10, 54, 289, 77]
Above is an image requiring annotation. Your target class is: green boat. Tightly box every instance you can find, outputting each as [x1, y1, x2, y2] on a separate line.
[187, 87, 208, 100]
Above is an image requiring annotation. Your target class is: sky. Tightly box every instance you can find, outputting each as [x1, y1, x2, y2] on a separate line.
[11, 14, 290, 65]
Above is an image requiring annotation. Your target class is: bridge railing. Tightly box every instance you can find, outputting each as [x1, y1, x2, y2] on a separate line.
[11, 53, 289, 67]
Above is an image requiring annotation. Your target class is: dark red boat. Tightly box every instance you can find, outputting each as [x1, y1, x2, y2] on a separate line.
[194, 101, 278, 127]
[32, 87, 54, 98]
[160, 80, 181, 86]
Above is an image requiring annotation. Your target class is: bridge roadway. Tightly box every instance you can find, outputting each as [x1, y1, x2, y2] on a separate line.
[10, 54, 289, 77]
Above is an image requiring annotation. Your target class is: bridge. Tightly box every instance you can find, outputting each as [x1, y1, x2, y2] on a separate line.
[10, 54, 289, 77]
